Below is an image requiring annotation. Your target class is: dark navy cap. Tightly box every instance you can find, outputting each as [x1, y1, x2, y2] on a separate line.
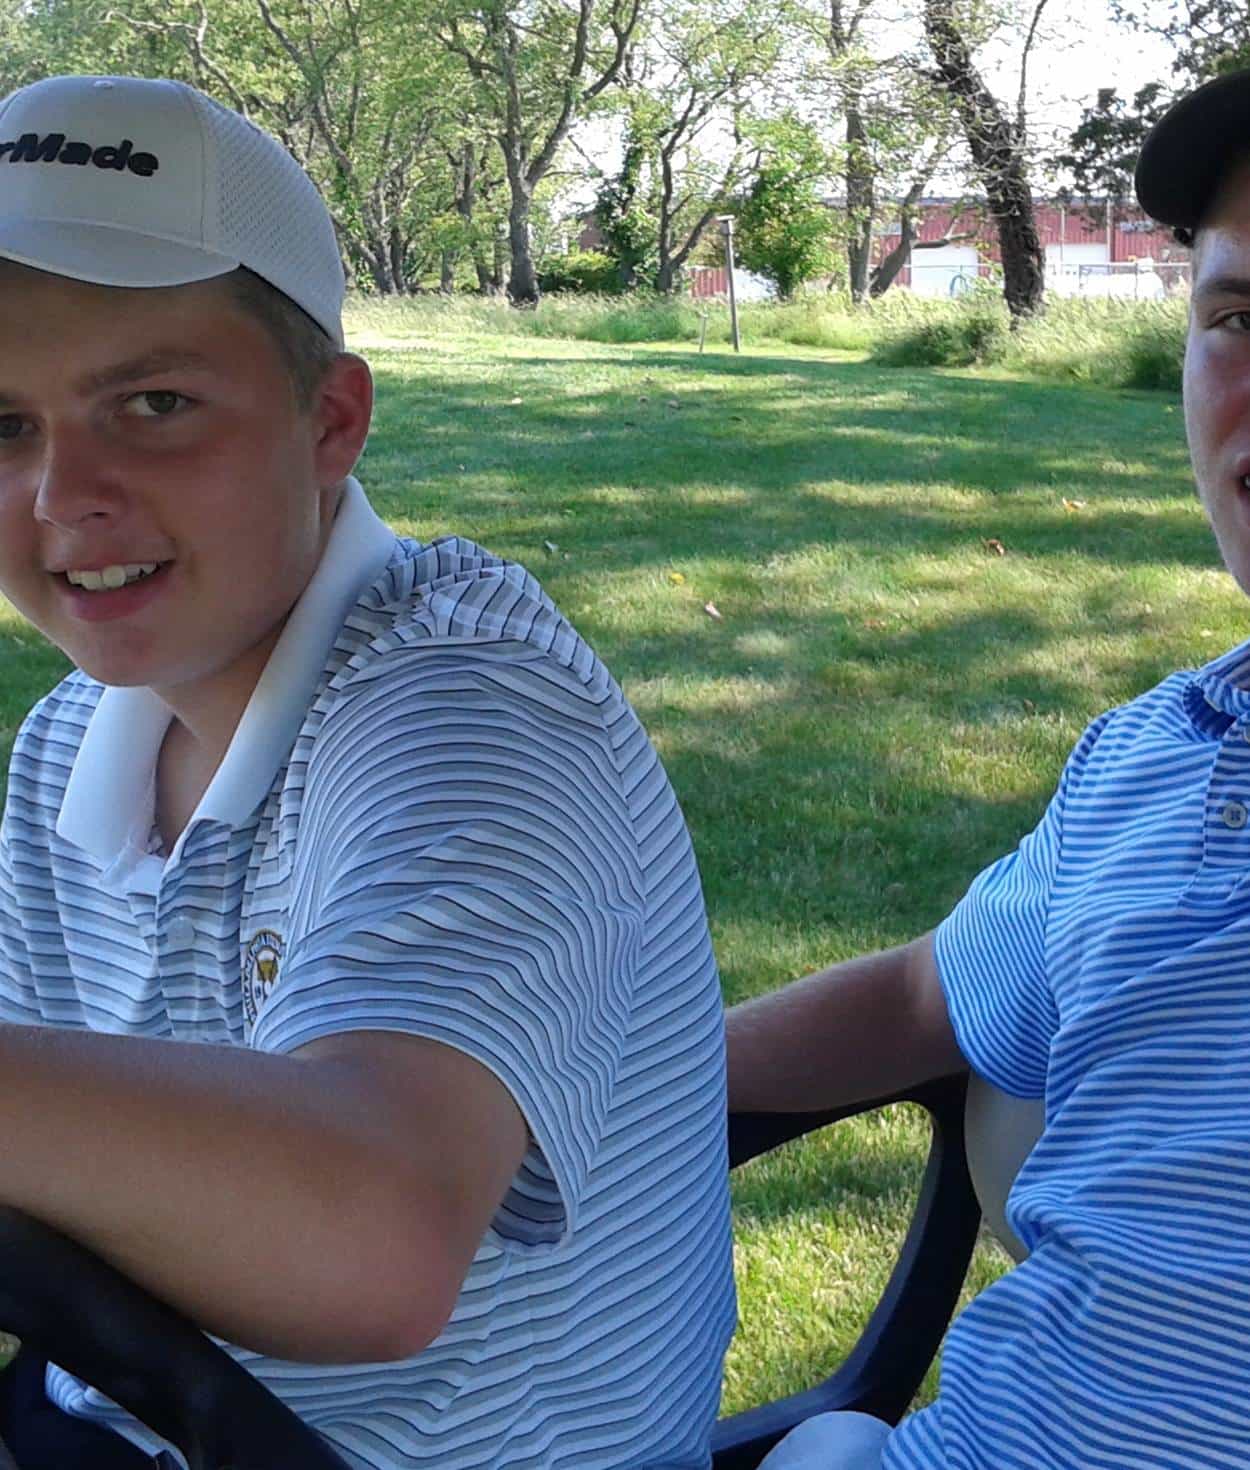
[1136, 68, 1250, 229]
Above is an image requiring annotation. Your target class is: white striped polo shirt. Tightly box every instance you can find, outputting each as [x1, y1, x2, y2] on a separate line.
[885, 639, 1250, 1469]
[0, 478, 735, 1468]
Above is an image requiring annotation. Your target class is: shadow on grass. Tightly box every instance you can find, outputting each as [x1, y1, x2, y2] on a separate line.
[364, 350, 1203, 583]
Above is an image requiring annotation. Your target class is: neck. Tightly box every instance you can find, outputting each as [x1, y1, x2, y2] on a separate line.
[153, 621, 286, 774]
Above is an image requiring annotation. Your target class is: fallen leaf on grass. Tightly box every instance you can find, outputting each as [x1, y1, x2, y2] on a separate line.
[863, 618, 888, 630]
[544, 540, 559, 554]
[667, 399, 682, 409]
[1022, 698, 1037, 714]
[668, 571, 686, 585]
[982, 538, 1006, 556]
[703, 601, 723, 621]
[507, 396, 523, 406]
[1062, 498, 1086, 511]
[1200, 628, 1216, 639]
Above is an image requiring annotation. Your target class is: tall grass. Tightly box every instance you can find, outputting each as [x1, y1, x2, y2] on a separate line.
[872, 292, 1187, 390]
[344, 288, 1188, 393]
[344, 289, 937, 352]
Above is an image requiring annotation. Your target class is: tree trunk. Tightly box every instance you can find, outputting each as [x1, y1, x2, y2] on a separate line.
[472, 245, 496, 294]
[356, 235, 399, 294]
[389, 227, 408, 295]
[440, 249, 457, 292]
[506, 192, 540, 305]
[845, 94, 875, 304]
[492, 231, 507, 293]
[923, 1, 1044, 320]
[870, 217, 917, 296]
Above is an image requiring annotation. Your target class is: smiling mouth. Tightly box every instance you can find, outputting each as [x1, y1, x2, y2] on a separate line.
[62, 562, 170, 592]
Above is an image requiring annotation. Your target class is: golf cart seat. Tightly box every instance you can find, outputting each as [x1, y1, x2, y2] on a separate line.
[710, 1070, 1044, 1469]
[0, 1072, 1042, 1469]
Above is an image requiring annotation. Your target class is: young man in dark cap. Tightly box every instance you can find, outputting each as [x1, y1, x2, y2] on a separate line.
[729, 68, 1250, 1470]
[0, 75, 734, 1467]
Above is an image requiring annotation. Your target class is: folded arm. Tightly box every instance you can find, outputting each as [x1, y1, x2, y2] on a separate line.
[0, 1024, 526, 1363]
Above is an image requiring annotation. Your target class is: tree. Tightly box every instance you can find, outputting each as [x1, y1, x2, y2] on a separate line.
[441, 131, 508, 292]
[735, 115, 837, 297]
[594, 0, 778, 293]
[1116, 0, 1250, 81]
[923, 0, 1048, 319]
[1062, 2, 1250, 201]
[869, 181, 977, 296]
[594, 106, 660, 288]
[435, 0, 646, 305]
[20, 0, 472, 296]
[1059, 82, 1170, 203]
[778, 0, 957, 304]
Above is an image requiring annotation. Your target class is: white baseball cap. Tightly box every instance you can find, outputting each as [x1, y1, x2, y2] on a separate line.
[0, 74, 345, 346]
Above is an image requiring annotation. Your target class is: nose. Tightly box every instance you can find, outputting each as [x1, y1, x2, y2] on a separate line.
[32, 426, 124, 530]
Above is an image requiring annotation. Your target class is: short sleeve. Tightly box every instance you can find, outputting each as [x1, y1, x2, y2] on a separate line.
[935, 713, 1111, 1098]
[251, 643, 645, 1248]
[0, 776, 49, 1026]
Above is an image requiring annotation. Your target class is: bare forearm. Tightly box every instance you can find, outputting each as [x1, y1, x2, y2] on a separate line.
[0, 1024, 439, 1362]
[726, 932, 966, 1112]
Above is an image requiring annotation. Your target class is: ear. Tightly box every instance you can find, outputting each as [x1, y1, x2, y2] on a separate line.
[310, 352, 373, 487]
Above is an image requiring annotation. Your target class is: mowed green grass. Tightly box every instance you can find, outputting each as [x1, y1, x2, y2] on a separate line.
[0, 319, 1237, 1415]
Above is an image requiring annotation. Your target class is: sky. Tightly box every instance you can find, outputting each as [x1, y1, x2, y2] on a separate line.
[985, 0, 1178, 160]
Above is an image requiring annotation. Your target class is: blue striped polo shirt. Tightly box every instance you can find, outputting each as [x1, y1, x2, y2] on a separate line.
[885, 640, 1250, 1469]
[0, 478, 735, 1468]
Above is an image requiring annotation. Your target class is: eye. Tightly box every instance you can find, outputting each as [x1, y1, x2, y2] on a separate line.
[0, 414, 24, 442]
[1220, 311, 1250, 333]
[125, 390, 190, 418]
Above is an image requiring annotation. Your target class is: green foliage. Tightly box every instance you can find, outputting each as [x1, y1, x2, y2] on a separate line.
[594, 113, 662, 288]
[537, 250, 626, 295]
[1004, 297, 1187, 392]
[1058, 81, 1170, 201]
[872, 293, 1010, 368]
[735, 116, 838, 299]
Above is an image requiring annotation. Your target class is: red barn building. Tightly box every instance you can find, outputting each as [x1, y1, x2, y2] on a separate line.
[874, 198, 1187, 298]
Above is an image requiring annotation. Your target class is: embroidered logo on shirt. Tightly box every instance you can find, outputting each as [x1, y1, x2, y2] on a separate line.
[243, 929, 284, 1027]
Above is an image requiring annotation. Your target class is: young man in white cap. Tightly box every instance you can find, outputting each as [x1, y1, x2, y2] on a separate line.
[725, 66, 1250, 1470]
[0, 75, 734, 1467]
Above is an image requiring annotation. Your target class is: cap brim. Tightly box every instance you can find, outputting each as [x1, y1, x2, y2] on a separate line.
[1136, 69, 1250, 227]
[0, 217, 239, 289]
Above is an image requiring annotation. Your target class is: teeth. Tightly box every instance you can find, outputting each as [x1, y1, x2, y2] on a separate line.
[66, 562, 159, 591]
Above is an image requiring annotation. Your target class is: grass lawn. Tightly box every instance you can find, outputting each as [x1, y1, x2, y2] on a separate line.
[0, 318, 1239, 1416]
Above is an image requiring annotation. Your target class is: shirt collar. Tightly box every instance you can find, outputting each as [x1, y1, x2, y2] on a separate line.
[1184, 633, 1250, 732]
[56, 477, 397, 880]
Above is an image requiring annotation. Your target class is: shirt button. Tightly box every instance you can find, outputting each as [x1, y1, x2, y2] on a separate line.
[1223, 801, 1249, 830]
[167, 915, 196, 947]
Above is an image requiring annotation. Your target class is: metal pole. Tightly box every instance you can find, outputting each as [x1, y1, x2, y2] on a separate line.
[720, 216, 741, 353]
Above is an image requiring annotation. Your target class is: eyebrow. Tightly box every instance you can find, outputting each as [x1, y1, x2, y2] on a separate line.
[1194, 274, 1250, 303]
[0, 348, 218, 409]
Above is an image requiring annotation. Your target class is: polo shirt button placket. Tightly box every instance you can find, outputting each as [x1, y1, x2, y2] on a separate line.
[167, 914, 197, 948]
